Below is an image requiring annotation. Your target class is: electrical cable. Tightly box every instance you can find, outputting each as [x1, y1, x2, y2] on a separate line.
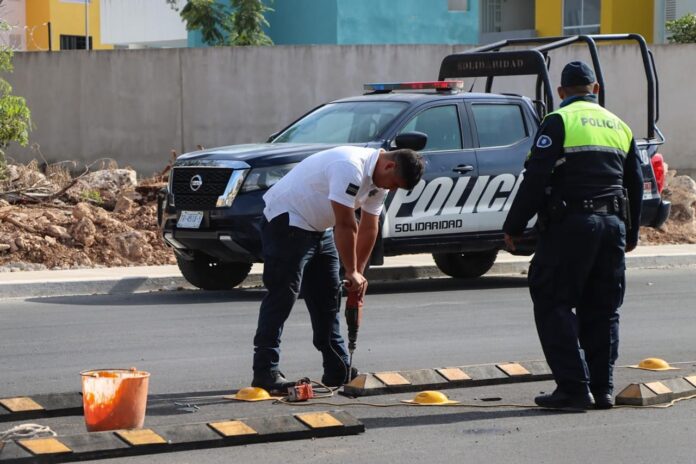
[0, 424, 56, 442]
[272, 391, 696, 410]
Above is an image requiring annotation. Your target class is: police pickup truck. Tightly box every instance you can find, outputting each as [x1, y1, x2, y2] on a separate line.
[158, 34, 670, 290]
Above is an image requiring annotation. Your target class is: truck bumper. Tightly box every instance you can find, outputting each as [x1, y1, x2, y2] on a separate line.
[650, 199, 671, 228]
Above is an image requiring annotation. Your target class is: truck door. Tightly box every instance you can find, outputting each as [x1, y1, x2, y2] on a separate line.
[383, 102, 480, 240]
[466, 100, 534, 233]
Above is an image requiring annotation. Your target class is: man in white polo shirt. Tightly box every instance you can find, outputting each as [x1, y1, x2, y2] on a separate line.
[251, 146, 424, 392]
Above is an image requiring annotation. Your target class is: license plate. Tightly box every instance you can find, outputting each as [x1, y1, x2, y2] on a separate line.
[177, 211, 204, 229]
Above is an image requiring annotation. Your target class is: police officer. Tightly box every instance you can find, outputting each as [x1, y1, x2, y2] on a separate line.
[251, 146, 425, 392]
[503, 61, 643, 410]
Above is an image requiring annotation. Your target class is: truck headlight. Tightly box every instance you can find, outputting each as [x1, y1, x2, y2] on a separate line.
[240, 163, 298, 193]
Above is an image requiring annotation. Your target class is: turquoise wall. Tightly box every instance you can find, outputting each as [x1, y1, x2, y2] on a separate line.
[189, 0, 479, 46]
[337, 0, 479, 45]
[266, 0, 338, 44]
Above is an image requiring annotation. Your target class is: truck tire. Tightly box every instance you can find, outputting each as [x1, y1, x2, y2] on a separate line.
[176, 253, 252, 290]
[432, 250, 498, 279]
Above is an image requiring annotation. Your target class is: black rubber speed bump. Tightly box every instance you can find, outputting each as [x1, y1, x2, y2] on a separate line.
[0, 393, 83, 422]
[0, 411, 364, 463]
[616, 375, 696, 406]
[342, 360, 552, 396]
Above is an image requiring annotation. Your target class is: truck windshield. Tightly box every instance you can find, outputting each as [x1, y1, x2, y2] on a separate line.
[272, 101, 408, 144]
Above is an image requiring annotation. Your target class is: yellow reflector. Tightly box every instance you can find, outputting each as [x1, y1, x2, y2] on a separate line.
[628, 358, 678, 371]
[224, 387, 279, 402]
[402, 390, 459, 405]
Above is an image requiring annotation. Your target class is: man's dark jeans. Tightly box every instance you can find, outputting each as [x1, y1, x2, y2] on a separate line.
[253, 213, 350, 381]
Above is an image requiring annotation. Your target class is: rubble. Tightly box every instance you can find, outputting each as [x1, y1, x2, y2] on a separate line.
[0, 160, 694, 272]
[641, 171, 696, 244]
[0, 162, 174, 271]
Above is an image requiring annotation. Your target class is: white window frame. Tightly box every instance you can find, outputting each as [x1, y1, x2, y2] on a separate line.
[562, 0, 600, 35]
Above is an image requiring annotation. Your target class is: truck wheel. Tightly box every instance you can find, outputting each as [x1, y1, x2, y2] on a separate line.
[432, 250, 498, 279]
[176, 253, 252, 290]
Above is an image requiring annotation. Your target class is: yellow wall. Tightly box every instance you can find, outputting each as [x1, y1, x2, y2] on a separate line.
[25, 0, 113, 51]
[25, 1, 50, 51]
[536, 0, 563, 37]
[600, 0, 654, 42]
[535, 0, 654, 42]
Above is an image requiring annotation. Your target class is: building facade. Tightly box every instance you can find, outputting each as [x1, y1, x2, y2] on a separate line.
[189, 0, 480, 46]
[24, 0, 112, 51]
[6, 0, 696, 53]
[533, 0, 696, 44]
[0, 0, 27, 50]
[100, 0, 187, 49]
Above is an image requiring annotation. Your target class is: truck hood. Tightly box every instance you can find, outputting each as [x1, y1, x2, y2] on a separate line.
[176, 143, 376, 167]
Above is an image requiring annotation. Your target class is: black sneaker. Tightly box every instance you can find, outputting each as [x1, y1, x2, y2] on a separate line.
[592, 392, 614, 410]
[321, 367, 359, 387]
[251, 371, 294, 393]
[534, 389, 595, 411]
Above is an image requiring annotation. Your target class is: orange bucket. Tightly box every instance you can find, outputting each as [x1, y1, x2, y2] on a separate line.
[80, 368, 150, 432]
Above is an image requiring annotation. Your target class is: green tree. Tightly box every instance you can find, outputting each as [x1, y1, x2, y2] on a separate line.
[666, 13, 696, 43]
[0, 19, 32, 179]
[227, 0, 273, 46]
[180, 0, 230, 46]
[167, 0, 273, 46]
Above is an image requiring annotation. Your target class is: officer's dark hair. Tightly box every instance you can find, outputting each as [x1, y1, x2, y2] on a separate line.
[388, 149, 425, 190]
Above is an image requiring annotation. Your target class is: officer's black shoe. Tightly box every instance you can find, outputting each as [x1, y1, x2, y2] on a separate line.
[251, 370, 294, 393]
[321, 367, 359, 388]
[534, 389, 595, 411]
[593, 393, 614, 410]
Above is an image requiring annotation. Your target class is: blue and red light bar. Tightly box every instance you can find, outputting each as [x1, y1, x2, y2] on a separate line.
[363, 81, 465, 92]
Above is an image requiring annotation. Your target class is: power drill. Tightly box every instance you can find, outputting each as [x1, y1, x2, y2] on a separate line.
[344, 287, 363, 375]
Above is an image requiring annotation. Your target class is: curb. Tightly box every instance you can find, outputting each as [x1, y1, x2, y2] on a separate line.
[2, 253, 695, 299]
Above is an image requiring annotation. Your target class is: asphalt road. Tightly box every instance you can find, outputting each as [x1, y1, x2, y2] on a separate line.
[1, 268, 696, 463]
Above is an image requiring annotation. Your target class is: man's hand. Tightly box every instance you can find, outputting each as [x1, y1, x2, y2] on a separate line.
[344, 269, 367, 296]
[504, 233, 519, 252]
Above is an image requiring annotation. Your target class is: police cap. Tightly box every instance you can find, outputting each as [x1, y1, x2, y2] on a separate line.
[561, 61, 596, 87]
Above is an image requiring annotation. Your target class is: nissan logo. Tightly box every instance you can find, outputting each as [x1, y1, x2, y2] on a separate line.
[190, 174, 203, 191]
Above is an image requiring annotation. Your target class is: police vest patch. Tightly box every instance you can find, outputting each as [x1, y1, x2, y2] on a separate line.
[346, 183, 359, 196]
[536, 135, 552, 148]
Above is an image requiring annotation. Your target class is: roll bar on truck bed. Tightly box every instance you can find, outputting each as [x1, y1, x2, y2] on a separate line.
[438, 34, 664, 145]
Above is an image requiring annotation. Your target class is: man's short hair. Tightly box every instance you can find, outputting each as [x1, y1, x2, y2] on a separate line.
[389, 149, 425, 190]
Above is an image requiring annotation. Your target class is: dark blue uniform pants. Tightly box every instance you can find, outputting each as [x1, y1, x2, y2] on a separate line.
[529, 213, 626, 396]
[253, 213, 349, 380]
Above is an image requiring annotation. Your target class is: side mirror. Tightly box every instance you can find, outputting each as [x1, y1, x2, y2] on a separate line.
[394, 132, 428, 151]
[266, 132, 279, 143]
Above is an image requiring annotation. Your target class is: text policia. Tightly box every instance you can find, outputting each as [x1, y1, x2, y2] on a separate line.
[385, 173, 524, 236]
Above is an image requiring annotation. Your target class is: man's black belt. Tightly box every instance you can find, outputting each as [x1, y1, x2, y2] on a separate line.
[565, 196, 623, 215]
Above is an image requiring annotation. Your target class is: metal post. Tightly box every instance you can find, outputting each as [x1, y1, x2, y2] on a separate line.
[84, 0, 89, 50]
[47, 21, 52, 51]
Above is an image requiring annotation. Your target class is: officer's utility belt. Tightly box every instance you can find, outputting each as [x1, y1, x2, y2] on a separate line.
[565, 196, 624, 215]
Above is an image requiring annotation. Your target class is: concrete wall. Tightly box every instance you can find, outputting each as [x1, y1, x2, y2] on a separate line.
[4, 44, 696, 175]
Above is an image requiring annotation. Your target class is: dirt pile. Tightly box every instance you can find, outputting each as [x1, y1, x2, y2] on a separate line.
[0, 162, 175, 271]
[0, 162, 694, 271]
[641, 170, 696, 244]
